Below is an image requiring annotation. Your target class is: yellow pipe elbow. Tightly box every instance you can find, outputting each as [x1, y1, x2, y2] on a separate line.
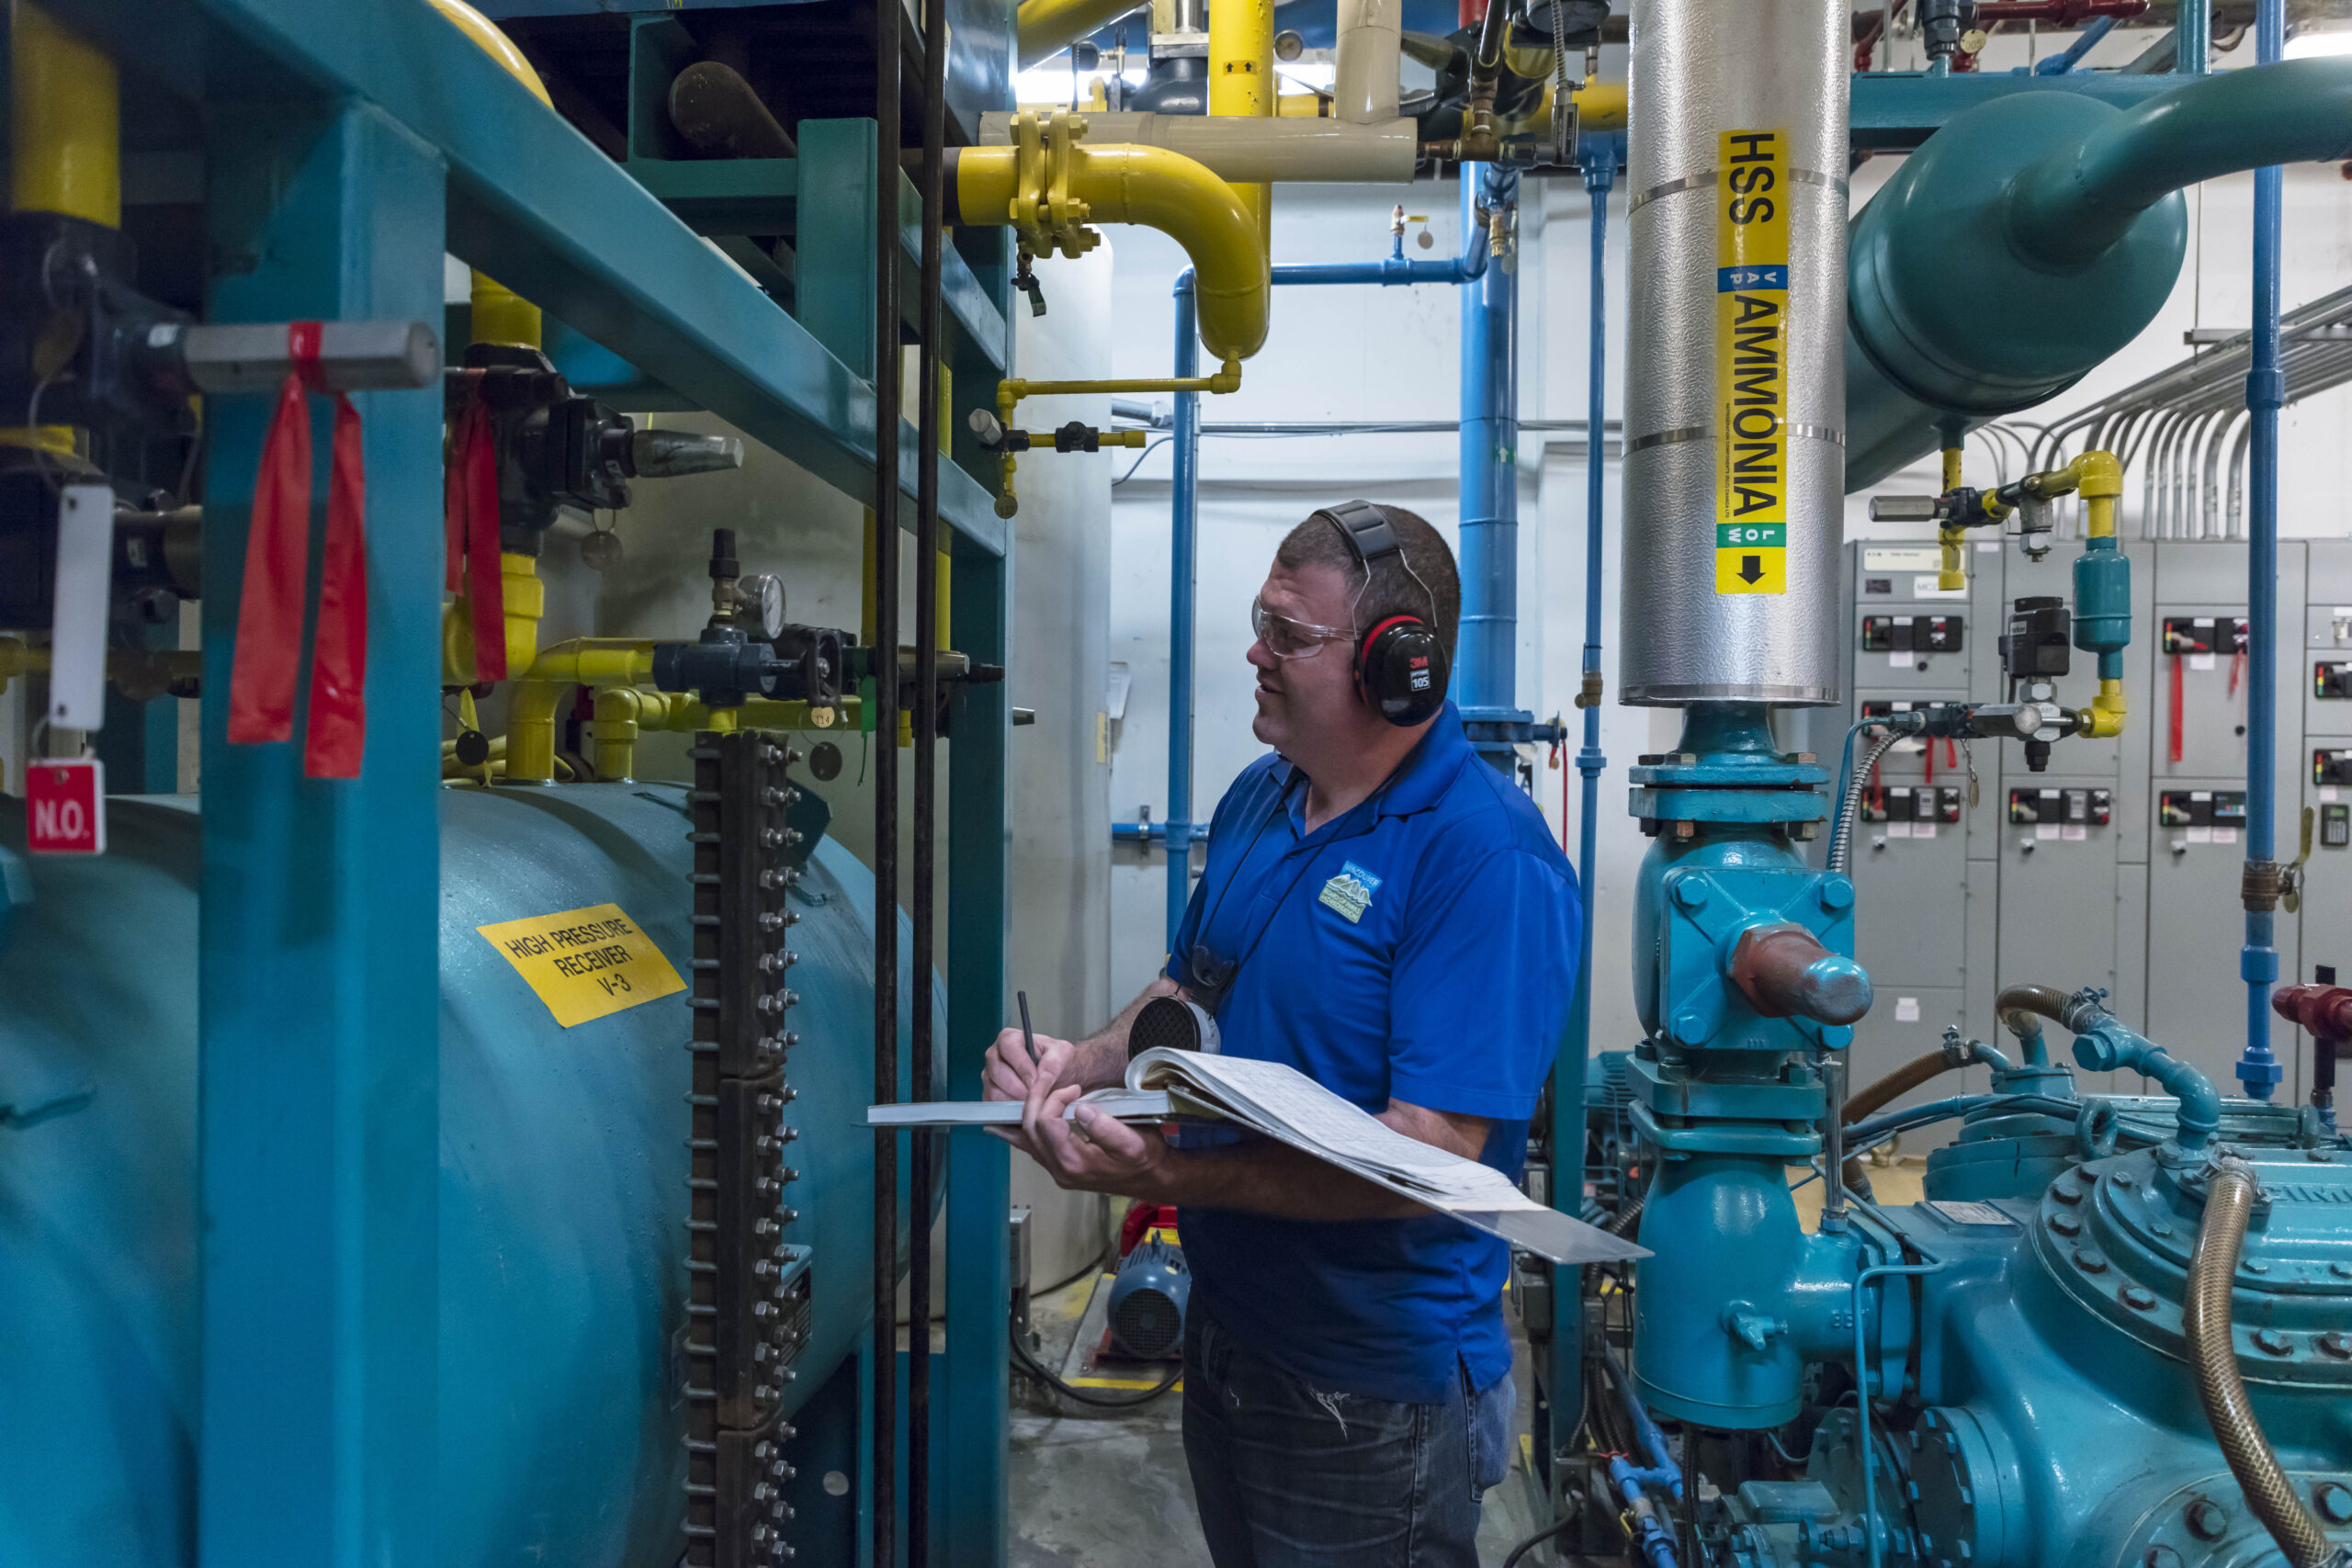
[11, 5, 118, 228]
[956, 142, 1267, 360]
[2087, 676, 2127, 739]
[505, 638, 657, 784]
[1075, 147, 1268, 360]
[2075, 448, 2122, 501]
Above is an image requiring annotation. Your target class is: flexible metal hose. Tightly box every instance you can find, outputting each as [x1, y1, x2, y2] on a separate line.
[1841, 1049, 1954, 1125]
[2184, 1161, 2340, 1568]
[1828, 729, 1905, 875]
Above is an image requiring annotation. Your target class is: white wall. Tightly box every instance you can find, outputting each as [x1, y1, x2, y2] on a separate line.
[1097, 33, 2352, 1053]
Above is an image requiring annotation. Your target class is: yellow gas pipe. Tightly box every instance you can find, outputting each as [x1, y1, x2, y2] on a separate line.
[953, 114, 1263, 515]
[6, 5, 117, 457]
[504, 639, 659, 784]
[428, 0, 552, 350]
[1208, 0, 1275, 260]
[428, 0, 565, 692]
[1937, 444, 1968, 591]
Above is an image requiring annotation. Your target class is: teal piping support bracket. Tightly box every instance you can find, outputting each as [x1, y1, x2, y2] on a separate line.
[945, 547, 1012, 1567]
[197, 101, 447, 1566]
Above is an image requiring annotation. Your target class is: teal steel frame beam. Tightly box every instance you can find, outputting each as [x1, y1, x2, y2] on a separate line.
[49, 0, 1010, 557]
[945, 547, 1012, 1566]
[197, 100, 447, 1565]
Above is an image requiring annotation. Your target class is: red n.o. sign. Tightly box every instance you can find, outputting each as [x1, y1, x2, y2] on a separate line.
[27, 759, 104, 855]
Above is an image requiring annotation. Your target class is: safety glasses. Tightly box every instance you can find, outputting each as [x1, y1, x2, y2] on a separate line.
[1250, 596, 1354, 660]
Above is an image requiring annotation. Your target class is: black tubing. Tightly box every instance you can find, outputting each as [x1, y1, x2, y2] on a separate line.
[1010, 1324, 1182, 1408]
[2184, 1161, 2338, 1568]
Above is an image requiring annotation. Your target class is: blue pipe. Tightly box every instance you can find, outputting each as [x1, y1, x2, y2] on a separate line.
[2241, 0, 2287, 1100]
[1165, 268, 1203, 950]
[1551, 143, 1614, 1465]
[2176, 0, 2211, 75]
[1271, 218, 1489, 288]
[1143, 197, 1509, 947]
[1456, 164, 1526, 766]
[2030, 14, 2116, 74]
[1600, 1339, 1682, 1568]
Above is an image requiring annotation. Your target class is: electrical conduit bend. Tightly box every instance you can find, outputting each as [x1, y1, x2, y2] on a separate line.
[2184, 1161, 2346, 1568]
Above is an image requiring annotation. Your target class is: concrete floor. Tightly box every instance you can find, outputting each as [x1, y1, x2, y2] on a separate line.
[1005, 1159, 1936, 1566]
[1007, 1269, 1552, 1568]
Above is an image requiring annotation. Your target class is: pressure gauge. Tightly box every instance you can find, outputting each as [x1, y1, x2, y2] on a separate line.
[736, 573, 786, 639]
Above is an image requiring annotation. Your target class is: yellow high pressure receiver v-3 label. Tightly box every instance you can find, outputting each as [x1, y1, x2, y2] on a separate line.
[1714, 128, 1790, 597]
[477, 902, 685, 1028]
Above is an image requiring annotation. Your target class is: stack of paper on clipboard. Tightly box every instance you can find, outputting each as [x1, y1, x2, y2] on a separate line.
[868, 1046, 1647, 1267]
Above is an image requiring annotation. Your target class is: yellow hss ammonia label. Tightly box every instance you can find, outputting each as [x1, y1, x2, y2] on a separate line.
[1715, 127, 1790, 596]
[478, 902, 685, 1028]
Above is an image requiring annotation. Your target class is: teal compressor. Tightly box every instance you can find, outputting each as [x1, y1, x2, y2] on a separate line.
[1611, 705, 2352, 1568]
[0, 785, 940, 1567]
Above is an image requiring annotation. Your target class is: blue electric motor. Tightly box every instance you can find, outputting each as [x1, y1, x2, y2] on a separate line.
[1106, 1236, 1191, 1361]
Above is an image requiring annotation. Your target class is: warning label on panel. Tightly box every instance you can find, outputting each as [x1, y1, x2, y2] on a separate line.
[477, 901, 685, 1028]
[1714, 128, 1789, 596]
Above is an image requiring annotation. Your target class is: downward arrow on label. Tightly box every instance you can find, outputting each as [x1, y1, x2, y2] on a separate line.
[1739, 555, 1765, 584]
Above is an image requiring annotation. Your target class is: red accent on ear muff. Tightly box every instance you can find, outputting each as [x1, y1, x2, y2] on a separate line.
[1358, 614, 1424, 672]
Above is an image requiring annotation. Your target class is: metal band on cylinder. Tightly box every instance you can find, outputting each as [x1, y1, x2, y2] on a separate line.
[1618, 0, 1849, 706]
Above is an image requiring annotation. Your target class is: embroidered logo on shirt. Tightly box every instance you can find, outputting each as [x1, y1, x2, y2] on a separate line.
[1317, 861, 1382, 924]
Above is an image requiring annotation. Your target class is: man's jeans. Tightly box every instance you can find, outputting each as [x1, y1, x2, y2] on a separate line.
[1181, 1298, 1515, 1567]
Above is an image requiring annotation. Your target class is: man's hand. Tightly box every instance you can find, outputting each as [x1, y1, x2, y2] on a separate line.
[1022, 1085, 1170, 1198]
[981, 1025, 1076, 1161]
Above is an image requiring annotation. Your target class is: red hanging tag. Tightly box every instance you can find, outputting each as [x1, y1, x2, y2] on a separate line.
[303, 385, 368, 779]
[465, 402, 506, 682]
[225, 322, 319, 746]
[444, 398, 508, 682]
[444, 401, 469, 594]
[2169, 653, 2186, 765]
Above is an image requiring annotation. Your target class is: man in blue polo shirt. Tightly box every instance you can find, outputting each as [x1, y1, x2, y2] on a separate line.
[984, 502, 1580, 1566]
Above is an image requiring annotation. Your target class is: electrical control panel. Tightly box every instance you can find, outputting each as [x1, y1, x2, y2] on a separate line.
[1834, 538, 2352, 1106]
[2139, 543, 2305, 1093]
[2299, 539, 2352, 1011]
[1838, 543, 2005, 1144]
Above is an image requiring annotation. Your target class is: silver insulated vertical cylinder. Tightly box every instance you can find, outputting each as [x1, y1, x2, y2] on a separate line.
[1618, 0, 1849, 705]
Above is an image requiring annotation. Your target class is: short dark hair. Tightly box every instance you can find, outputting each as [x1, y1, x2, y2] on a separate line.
[1275, 503, 1461, 657]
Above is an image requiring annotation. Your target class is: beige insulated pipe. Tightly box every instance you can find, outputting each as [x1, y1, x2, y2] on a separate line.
[1334, 0, 1402, 123]
[978, 109, 1417, 182]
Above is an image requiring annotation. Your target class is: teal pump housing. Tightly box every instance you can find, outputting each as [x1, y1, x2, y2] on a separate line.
[1845, 59, 2352, 488]
[1625, 704, 1889, 1428]
[0, 787, 938, 1568]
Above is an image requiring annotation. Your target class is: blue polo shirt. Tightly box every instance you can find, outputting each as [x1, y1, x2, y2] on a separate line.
[1164, 704, 1579, 1404]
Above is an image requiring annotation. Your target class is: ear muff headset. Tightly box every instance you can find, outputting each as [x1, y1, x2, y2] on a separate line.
[1317, 500, 1449, 728]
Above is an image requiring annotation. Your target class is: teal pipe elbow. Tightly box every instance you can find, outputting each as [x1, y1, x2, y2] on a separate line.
[2008, 60, 2352, 267]
[1846, 59, 2352, 489]
[2062, 998, 2222, 1149]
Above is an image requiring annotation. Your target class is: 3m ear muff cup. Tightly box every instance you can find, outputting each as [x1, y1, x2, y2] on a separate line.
[1316, 499, 1453, 728]
[1357, 614, 1449, 727]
